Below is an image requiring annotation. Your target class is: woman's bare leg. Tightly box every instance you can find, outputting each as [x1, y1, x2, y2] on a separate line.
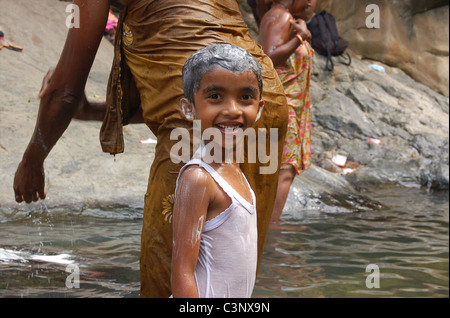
[271, 166, 296, 223]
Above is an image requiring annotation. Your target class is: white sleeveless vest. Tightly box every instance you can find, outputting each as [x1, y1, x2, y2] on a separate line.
[175, 159, 258, 298]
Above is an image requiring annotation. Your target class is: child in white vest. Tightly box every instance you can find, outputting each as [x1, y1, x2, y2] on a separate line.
[171, 44, 265, 298]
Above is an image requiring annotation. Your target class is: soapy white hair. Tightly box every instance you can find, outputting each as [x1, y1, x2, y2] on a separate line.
[182, 43, 263, 104]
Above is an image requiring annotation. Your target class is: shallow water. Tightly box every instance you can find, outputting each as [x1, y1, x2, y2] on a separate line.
[0, 186, 448, 298]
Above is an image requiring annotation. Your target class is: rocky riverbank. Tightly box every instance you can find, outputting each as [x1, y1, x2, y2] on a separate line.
[0, 0, 448, 213]
[310, 53, 449, 191]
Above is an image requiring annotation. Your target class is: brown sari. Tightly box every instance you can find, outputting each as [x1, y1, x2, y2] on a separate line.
[101, 0, 287, 297]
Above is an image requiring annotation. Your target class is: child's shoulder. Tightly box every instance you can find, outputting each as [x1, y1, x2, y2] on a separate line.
[178, 163, 213, 187]
[260, 6, 292, 30]
[265, 5, 292, 21]
[176, 163, 220, 202]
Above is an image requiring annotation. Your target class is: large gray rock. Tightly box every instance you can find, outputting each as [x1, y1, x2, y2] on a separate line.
[310, 54, 449, 189]
[315, 0, 449, 97]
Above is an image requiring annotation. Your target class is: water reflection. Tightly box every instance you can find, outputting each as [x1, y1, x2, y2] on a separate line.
[0, 186, 448, 298]
[0, 205, 141, 298]
[254, 186, 449, 298]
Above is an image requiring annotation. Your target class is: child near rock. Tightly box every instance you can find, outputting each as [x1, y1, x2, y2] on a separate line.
[171, 44, 264, 298]
[259, 0, 316, 223]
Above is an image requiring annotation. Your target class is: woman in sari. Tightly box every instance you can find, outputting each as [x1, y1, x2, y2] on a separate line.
[14, 0, 288, 297]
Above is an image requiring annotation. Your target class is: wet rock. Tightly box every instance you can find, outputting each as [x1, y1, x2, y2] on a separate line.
[310, 54, 449, 190]
[283, 165, 384, 216]
[315, 0, 449, 97]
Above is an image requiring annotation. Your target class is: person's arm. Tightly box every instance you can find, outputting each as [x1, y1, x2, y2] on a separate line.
[290, 18, 312, 43]
[74, 98, 144, 123]
[258, 8, 307, 67]
[171, 167, 211, 298]
[39, 70, 144, 123]
[13, 0, 111, 203]
[255, 0, 272, 21]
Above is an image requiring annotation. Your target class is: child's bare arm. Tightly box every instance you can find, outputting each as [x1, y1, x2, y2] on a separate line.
[171, 166, 211, 298]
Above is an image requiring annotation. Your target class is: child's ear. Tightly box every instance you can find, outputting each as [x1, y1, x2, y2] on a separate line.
[255, 100, 265, 122]
[180, 98, 195, 121]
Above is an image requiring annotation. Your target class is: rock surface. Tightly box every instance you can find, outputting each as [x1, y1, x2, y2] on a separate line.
[310, 54, 449, 190]
[315, 0, 449, 97]
[0, 0, 448, 213]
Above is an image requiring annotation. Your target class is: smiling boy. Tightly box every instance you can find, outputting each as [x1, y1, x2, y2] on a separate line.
[171, 44, 263, 298]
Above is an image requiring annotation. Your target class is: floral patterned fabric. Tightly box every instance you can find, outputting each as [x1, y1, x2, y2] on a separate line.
[276, 42, 313, 174]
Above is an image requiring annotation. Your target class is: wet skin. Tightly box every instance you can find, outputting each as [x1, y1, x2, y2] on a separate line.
[171, 68, 263, 298]
[258, 0, 316, 67]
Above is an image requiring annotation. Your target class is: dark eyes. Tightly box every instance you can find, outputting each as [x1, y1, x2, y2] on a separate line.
[207, 93, 256, 101]
[208, 93, 221, 100]
[241, 94, 255, 101]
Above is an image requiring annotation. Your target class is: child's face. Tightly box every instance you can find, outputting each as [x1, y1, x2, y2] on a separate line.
[190, 67, 263, 148]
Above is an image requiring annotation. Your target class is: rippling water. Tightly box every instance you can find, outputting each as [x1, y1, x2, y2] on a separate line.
[0, 186, 448, 298]
[255, 186, 449, 298]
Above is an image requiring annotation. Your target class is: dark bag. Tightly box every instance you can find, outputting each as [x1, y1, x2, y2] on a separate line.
[307, 11, 351, 71]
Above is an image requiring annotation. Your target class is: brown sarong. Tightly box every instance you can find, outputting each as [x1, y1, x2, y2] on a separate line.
[101, 0, 288, 298]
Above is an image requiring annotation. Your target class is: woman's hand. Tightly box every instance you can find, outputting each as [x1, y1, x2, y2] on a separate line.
[290, 18, 311, 43]
[14, 158, 46, 203]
